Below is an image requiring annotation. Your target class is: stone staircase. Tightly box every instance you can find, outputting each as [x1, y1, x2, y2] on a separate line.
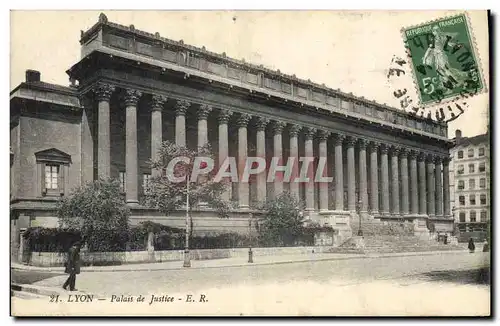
[330, 215, 463, 254]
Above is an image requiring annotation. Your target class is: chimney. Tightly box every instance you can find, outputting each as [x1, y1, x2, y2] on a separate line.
[25, 70, 41, 83]
[455, 129, 462, 145]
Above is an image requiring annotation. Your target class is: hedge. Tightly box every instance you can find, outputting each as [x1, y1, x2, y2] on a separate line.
[23, 223, 318, 252]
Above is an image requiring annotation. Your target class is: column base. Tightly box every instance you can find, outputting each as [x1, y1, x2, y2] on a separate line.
[126, 201, 140, 207]
[238, 205, 249, 210]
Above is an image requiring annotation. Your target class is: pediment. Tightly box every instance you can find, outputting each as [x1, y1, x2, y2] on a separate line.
[35, 148, 72, 164]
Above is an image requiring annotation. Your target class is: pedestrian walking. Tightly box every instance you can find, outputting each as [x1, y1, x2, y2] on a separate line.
[63, 241, 81, 291]
[468, 238, 475, 253]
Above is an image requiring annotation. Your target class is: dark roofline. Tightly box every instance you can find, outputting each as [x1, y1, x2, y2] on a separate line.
[10, 81, 78, 97]
[453, 132, 489, 148]
[79, 13, 442, 126]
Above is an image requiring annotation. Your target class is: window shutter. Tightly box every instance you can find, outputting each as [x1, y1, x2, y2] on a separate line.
[58, 165, 65, 196]
[40, 163, 47, 196]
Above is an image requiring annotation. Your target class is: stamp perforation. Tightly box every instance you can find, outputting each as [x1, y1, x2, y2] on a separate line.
[400, 11, 488, 109]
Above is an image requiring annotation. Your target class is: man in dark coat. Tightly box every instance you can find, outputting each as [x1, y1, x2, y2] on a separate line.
[468, 238, 476, 253]
[63, 241, 81, 291]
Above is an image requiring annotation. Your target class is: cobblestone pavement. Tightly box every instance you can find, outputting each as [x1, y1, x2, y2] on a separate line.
[12, 251, 490, 316]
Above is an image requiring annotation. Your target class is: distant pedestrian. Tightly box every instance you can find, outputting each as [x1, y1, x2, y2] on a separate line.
[444, 234, 448, 245]
[63, 241, 81, 291]
[468, 238, 475, 253]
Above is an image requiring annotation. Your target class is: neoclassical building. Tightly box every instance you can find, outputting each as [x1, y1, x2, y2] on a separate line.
[10, 14, 455, 257]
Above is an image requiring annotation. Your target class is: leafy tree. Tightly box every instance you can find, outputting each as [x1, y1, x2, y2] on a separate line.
[143, 141, 231, 220]
[257, 192, 305, 246]
[57, 179, 130, 251]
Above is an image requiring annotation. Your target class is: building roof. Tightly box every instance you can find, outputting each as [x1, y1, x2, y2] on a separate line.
[10, 80, 77, 96]
[453, 133, 489, 148]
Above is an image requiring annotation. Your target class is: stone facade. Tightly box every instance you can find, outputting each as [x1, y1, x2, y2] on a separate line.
[10, 14, 455, 260]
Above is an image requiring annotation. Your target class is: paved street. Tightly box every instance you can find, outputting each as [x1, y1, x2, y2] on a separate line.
[12, 251, 490, 316]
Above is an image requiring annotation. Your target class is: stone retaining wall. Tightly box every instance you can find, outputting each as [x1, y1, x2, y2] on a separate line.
[26, 246, 333, 267]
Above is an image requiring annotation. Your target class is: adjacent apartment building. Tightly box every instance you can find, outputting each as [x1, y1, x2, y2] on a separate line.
[449, 130, 490, 239]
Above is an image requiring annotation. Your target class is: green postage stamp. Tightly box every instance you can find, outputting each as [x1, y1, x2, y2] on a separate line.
[402, 13, 486, 106]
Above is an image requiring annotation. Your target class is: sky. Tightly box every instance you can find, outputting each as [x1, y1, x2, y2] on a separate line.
[10, 10, 489, 138]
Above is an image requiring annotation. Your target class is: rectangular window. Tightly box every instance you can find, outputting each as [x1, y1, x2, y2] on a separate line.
[469, 164, 475, 173]
[457, 165, 464, 175]
[470, 211, 476, 222]
[479, 162, 485, 172]
[45, 165, 59, 190]
[458, 150, 464, 159]
[479, 148, 485, 157]
[119, 172, 126, 192]
[459, 195, 465, 206]
[459, 212, 466, 223]
[468, 148, 474, 157]
[480, 178, 486, 188]
[469, 179, 475, 189]
[480, 194, 486, 205]
[143, 174, 151, 193]
[458, 180, 465, 190]
[480, 211, 487, 222]
[469, 194, 476, 205]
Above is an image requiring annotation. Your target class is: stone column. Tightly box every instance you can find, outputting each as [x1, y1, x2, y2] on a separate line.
[197, 104, 212, 148]
[435, 157, 443, 217]
[318, 130, 330, 211]
[304, 127, 316, 212]
[409, 150, 419, 215]
[124, 89, 142, 205]
[288, 124, 301, 200]
[418, 153, 427, 215]
[400, 149, 409, 216]
[255, 117, 269, 203]
[218, 109, 233, 201]
[369, 142, 379, 215]
[346, 137, 356, 212]
[390, 146, 400, 216]
[273, 121, 286, 196]
[94, 83, 115, 179]
[426, 154, 436, 217]
[333, 134, 345, 211]
[151, 95, 166, 177]
[443, 157, 451, 217]
[237, 113, 251, 209]
[380, 144, 390, 215]
[358, 139, 368, 214]
[175, 99, 190, 147]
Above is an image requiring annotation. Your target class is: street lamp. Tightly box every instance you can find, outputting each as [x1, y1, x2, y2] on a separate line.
[356, 200, 363, 236]
[248, 213, 253, 263]
[183, 174, 191, 268]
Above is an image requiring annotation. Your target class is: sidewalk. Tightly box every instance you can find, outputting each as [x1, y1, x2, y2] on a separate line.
[11, 249, 469, 273]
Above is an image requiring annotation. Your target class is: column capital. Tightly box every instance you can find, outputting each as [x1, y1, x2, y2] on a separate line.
[317, 129, 330, 141]
[434, 156, 443, 164]
[345, 136, 356, 148]
[390, 146, 400, 156]
[368, 141, 380, 152]
[408, 150, 418, 159]
[333, 133, 345, 145]
[198, 104, 213, 120]
[442, 156, 451, 165]
[303, 127, 317, 140]
[288, 124, 302, 137]
[273, 120, 287, 135]
[218, 109, 233, 124]
[358, 138, 368, 150]
[426, 154, 435, 163]
[399, 148, 408, 158]
[151, 94, 168, 111]
[237, 113, 251, 127]
[123, 89, 143, 107]
[94, 83, 115, 101]
[380, 144, 389, 154]
[175, 99, 191, 116]
[417, 152, 427, 161]
[255, 117, 270, 131]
